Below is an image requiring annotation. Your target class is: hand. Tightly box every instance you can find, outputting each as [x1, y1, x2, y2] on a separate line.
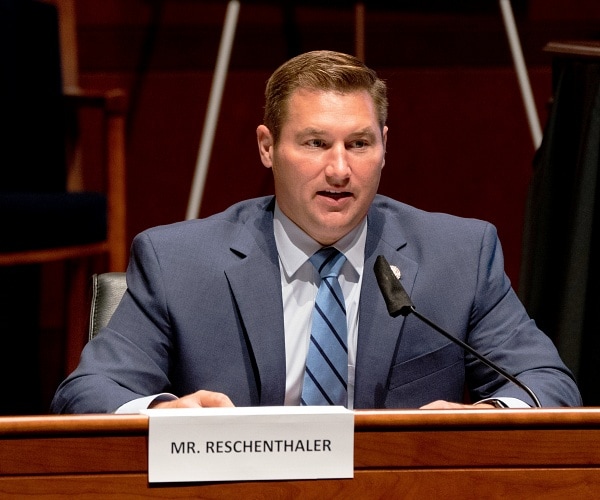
[150, 390, 235, 409]
[419, 400, 495, 410]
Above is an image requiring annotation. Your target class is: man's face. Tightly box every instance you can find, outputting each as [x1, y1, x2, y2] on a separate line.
[257, 88, 387, 246]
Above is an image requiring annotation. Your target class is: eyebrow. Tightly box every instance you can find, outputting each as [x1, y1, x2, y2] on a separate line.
[296, 127, 378, 139]
[348, 127, 378, 139]
[297, 128, 326, 137]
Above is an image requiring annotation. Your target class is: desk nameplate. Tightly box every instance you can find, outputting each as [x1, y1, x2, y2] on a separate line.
[142, 406, 354, 483]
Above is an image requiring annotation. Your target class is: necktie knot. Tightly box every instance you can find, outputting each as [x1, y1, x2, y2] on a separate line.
[310, 247, 346, 279]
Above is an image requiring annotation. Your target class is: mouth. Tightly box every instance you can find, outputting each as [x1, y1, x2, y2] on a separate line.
[317, 190, 352, 201]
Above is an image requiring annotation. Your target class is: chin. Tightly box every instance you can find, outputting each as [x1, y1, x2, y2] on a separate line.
[308, 213, 359, 244]
[315, 227, 349, 246]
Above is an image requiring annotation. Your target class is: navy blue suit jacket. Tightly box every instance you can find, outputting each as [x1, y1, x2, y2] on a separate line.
[51, 195, 581, 413]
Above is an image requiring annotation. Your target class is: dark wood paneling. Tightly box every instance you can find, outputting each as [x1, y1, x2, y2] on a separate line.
[70, 0, 599, 290]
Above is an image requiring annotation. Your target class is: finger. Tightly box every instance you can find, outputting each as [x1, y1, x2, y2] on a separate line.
[420, 400, 465, 410]
[196, 390, 235, 408]
[149, 397, 201, 409]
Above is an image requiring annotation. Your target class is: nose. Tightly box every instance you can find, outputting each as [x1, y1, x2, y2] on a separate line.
[325, 144, 350, 181]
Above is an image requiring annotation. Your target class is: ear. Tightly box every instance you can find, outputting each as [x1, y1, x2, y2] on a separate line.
[381, 125, 388, 169]
[256, 125, 274, 168]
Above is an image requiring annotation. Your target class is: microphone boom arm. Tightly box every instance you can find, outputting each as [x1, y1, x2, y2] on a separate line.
[408, 306, 541, 408]
[374, 255, 542, 408]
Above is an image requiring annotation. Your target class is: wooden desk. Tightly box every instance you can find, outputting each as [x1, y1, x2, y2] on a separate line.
[1, 409, 600, 498]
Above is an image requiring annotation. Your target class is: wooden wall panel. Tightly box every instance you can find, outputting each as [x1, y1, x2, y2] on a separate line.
[71, 0, 600, 286]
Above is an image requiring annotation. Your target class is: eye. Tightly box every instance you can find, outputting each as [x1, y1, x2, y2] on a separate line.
[306, 138, 326, 148]
[349, 139, 369, 149]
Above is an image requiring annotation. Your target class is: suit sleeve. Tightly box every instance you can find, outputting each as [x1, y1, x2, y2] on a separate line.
[465, 223, 581, 407]
[51, 232, 175, 413]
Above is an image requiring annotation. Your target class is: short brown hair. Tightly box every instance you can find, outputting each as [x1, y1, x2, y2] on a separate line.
[263, 50, 388, 144]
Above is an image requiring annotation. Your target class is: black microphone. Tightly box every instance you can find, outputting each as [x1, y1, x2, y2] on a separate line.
[374, 255, 542, 408]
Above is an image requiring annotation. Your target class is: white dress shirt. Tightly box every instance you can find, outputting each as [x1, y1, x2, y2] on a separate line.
[273, 203, 367, 409]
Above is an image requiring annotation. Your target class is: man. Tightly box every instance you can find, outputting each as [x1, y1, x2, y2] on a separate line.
[51, 50, 581, 413]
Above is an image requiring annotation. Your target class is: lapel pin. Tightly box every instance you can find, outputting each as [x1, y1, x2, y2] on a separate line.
[390, 265, 401, 280]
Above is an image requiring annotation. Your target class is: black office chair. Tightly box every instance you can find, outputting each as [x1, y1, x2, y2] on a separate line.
[88, 272, 127, 341]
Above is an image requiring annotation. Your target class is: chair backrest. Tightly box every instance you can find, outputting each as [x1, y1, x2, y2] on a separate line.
[1, 0, 67, 192]
[88, 272, 127, 340]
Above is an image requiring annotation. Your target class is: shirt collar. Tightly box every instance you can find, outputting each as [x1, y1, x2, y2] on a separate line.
[273, 201, 367, 279]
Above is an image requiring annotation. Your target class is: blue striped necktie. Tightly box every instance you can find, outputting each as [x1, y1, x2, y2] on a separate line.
[301, 247, 348, 407]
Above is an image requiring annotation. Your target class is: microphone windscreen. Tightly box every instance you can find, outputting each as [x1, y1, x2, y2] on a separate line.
[374, 255, 414, 317]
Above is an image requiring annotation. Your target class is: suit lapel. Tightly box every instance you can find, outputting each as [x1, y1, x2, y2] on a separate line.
[223, 201, 287, 405]
[354, 204, 418, 408]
